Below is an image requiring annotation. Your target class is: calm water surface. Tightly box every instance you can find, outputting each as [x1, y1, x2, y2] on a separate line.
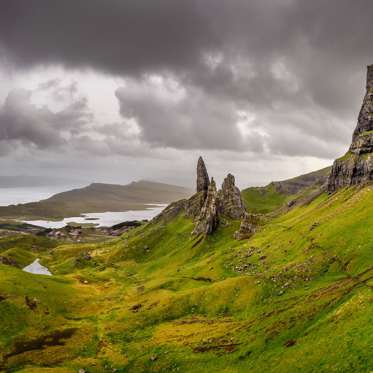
[23, 205, 166, 228]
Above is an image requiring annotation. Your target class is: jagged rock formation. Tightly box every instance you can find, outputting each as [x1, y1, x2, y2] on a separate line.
[196, 156, 210, 193]
[192, 178, 219, 235]
[328, 65, 373, 192]
[234, 213, 260, 240]
[184, 156, 211, 219]
[185, 192, 206, 219]
[219, 174, 246, 219]
[153, 199, 187, 223]
[187, 158, 246, 236]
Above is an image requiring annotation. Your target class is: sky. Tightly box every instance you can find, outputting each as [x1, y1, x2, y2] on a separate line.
[0, 0, 372, 189]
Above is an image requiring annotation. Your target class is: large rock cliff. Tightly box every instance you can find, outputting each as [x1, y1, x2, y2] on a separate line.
[327, 65, 373, 192]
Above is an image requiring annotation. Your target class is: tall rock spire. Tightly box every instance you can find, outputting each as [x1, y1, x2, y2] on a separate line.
[327, 65, 373, 192]
[196, 156, 210, 193]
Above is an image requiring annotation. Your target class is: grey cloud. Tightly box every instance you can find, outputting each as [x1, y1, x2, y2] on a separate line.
[0, 88, 93, 152]
[115, 80, 252, 151]
[37, 79, 61, 91]
[0, 0, 372, 159]
[0, 0, 215, 76]
[0, 85, 156, 158]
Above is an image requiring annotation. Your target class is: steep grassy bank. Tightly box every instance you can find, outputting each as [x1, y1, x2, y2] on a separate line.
[0, 185, 372, 372]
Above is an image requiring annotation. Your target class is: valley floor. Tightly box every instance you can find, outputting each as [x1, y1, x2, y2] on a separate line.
[0, 186, 372, 373]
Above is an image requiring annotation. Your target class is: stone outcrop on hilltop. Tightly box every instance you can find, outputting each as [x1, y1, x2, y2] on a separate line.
[187, 157, 246, 236]
[219, 174, 246, 219]
[327, 65, 373, 192]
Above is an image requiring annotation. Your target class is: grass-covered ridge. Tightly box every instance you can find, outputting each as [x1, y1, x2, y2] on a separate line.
[0, 185, 372, 372]
[241, 166, 331, 213]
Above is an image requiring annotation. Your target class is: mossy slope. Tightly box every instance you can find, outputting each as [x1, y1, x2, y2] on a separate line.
[0, 186, 372, 372]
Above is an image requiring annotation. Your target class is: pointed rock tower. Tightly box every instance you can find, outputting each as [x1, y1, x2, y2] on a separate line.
[327, 65, 373, 192]
[185, 156, 210, 218]
[196, 156, 210, 193]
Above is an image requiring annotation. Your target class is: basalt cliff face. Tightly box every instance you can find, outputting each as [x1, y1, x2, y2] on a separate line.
[327, 65, 373, 192]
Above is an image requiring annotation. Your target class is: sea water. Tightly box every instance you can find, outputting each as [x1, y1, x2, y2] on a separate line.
[22, 204, 167, 229]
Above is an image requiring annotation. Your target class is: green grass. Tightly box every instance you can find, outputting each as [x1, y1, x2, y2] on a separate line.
[241, 183, 289, 213]
[0, 185, 372, 372]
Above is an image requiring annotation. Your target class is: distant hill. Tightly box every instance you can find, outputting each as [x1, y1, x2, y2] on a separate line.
[242, 166, 331, 213]
[0, 180, 192, 220]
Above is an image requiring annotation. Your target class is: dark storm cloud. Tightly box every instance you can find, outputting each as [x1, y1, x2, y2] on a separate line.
[0, 0, 215, 75]
[0, 0, 372, 158]
[115, 80, 255, 151]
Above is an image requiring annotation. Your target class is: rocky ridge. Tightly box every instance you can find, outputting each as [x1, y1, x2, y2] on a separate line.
[328, 65, 373, 192]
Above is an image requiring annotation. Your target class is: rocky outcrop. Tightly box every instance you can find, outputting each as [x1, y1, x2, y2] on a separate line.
[185, 156, 210, 220]
[219, 174, 246, 219]
[327, 154, 372, 192]
[152, 199, 187, 223]
[185, 192, 206, 219]
[0, 256, 18, 267]
[192, 178, 219, 236]
[196, 156, 210, 193]
[328, 65, 373, 192]
[234, 213, 259, 240]
[181, 157, 247, 236]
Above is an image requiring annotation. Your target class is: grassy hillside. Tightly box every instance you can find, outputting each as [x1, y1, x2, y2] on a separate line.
[242, 167, 331, 213]
[0, 181, 192, 220]
[0, 184, 372, 372]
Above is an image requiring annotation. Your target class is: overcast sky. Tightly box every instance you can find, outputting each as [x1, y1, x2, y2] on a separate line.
[0, 0, 372, 189]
